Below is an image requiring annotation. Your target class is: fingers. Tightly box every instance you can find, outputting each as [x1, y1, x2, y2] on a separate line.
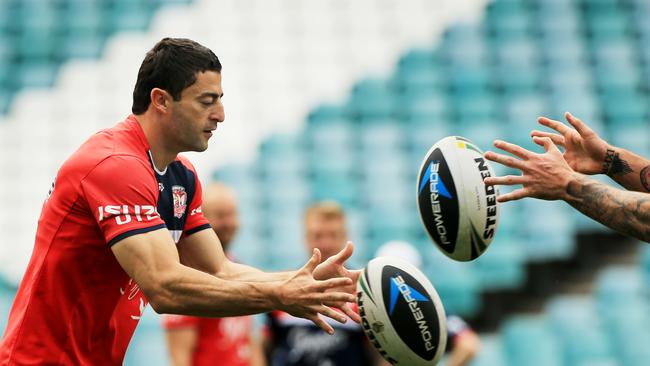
[565, 112, 593, 137]
[538, 116, 571, 135]
[340, 303, 361, 323]
[318, 276, 353, 290]
[484, 175, 526, 186]
[308, 314, 335, 335]
[493, 140, 533, 160]
[484, 151, 526, 170]
[530, 130, 565, 147]
[533, 136, 561, 154]
[329, 241, 354, 265]
[497, 188, 529, 203]
[318, 289, 357, 304]
[318, 305, 348, 324]
[303, 248, 322, 274]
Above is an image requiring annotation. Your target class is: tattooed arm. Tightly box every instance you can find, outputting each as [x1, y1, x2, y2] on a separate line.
[530, 112, 650, 193]
[565, 175, 650, 242]
[601, 147, 650, 193]
[483, 137, 650, 243]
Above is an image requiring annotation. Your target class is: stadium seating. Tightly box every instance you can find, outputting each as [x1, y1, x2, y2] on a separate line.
[212, 0, 650, 318]
[0, 0, 192, 115]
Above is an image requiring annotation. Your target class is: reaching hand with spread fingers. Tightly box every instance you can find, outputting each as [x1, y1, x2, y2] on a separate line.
[484, 137, 650, 243]
[532, 112, 650, 193]
[482, 137, 578, 203]
[532, 112, 610, 175]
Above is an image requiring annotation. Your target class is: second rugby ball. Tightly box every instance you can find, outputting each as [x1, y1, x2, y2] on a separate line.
[416, 136, 499, 261]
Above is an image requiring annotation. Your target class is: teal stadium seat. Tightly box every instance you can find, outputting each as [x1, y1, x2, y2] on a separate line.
[596, 267, 650, 366]
[502, 316, 563, 366]
[394, 49, 444, 95]
[307, 104, 348, 124]
[62, 2, 106, 36]
[548, 91, 604, 131]
[591, 38, 638, 68]
[17, 61, 58, 89]
[468, 335, 507, 366]
[594, 64, 641, 93]
[348, 78, 397, 121]
[452, 92, 499, 123]
[472, 237, 526, 290]
[306, 118, 355, 150]
[520, 199, 575, 261]
[539, 33, 587, 67]
[485, 1, 533, 40]
[494, 64, 541, 95]
[491, 36, 539, 68]
[584, 9, 631, 41]
[422, 249, 481, 316]
[459, 118, 506, 152]
[600, 90, 648, 124]
[546, 296, 614, 365]
[399, 90, 449, 123]
[405, 119, 452, 170]
[545, 63, 594, 93]
[448, 66, 493, 95]
[442, 24, 489, 66]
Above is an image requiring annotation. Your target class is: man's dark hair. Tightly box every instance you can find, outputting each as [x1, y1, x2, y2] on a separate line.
[132, 38, 222, 114]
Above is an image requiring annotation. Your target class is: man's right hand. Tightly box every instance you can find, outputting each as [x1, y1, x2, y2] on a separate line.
[275, 249, 356, 334]
[531, 112, 610, 175]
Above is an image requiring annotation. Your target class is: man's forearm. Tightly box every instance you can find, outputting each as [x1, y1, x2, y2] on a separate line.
[152, 263, 281, 317]
[565, 174, 650, 242]
[602, 147, 650, 193]
[219, 260, 294, 282]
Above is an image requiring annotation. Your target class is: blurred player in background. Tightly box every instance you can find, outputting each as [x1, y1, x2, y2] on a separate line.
[375, 241, 480, 366]
[264, 201, 480, 366]
[0, 38, 359, 366]
[484, 112, 650, 243]
[163, 182, 265, 366]
[264, 201, 376, 366]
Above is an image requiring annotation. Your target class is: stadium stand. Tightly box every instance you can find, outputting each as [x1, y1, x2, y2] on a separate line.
[2, 0, 650, 364]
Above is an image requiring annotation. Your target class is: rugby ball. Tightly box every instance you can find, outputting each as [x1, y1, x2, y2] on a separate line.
[356, 257, 447, 365]
[416, 136, 499, 261]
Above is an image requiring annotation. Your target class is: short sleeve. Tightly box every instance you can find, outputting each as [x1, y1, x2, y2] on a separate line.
[161, 314, 200, 330]
[81, 155, 167, 246]
[179, 158, 210, 237]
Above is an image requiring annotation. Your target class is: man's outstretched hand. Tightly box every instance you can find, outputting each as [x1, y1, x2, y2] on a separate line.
[483, 137, 579, 202]
[313, 241, 362, 324]
[276, 248, 357, 334]
[532, 112, 610, 175]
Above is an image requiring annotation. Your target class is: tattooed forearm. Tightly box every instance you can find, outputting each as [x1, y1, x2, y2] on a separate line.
[603, 149, 632, 177]
[566, 175, 650, 242]
[641, 165, 650, 192]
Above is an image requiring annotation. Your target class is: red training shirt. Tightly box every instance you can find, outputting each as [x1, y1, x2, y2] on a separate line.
[0, 115, 210, 365]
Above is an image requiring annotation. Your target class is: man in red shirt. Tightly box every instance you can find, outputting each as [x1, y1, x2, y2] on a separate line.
[162, 183, 265, 366]
[0, 38, 359, 366]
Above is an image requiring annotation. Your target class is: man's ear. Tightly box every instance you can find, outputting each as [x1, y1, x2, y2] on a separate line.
[150, 88, 171, 113]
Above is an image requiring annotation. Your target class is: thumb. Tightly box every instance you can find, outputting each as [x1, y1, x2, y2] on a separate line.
[331, 241, 354, 264]
[304, 248, 321, 273]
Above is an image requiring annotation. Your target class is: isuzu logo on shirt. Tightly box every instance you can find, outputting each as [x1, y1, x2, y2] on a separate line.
[97, 205, 159, 225]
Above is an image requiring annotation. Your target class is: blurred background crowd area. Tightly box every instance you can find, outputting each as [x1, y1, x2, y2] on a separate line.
[1, 0, 650, 365]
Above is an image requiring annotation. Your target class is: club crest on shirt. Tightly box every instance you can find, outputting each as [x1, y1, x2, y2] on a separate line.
[172, 185, 187, 219]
